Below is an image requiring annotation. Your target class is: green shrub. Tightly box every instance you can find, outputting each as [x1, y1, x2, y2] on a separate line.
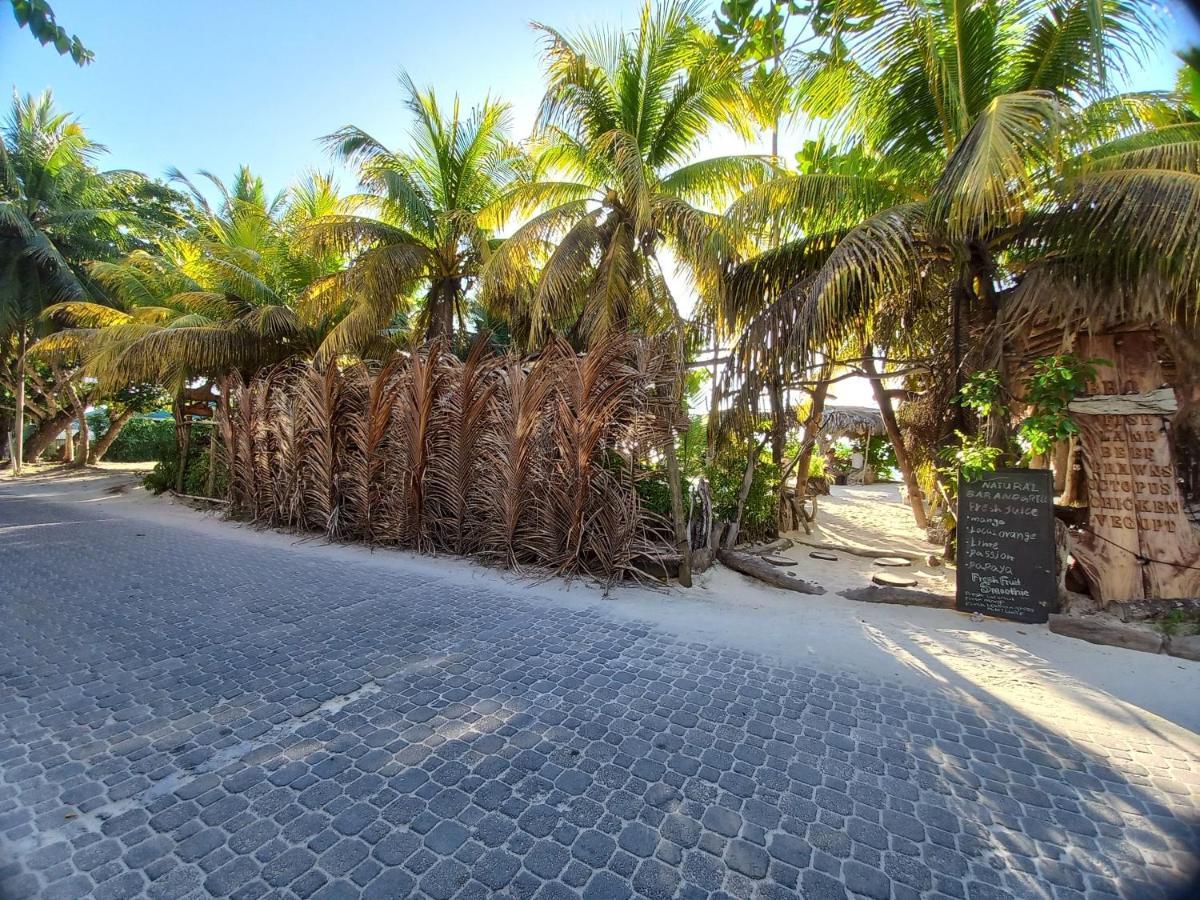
[142, 423, 221, 495]
[635, 468, 690, 520]
[105, 417, 178, 462]
[866, 435, 897, 479]
[706, 445, 779, 541]
[808, 453, 826, 479]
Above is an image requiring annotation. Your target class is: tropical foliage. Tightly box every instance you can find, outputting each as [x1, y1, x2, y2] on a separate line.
[0, 91, 158, 470]
[482, 0, 770, 349]
[3, 0, 1196, 582]
[716, 0, 1198, 529]
[308, 76, 523, 356]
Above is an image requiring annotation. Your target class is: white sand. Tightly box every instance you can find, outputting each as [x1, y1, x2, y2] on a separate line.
[5, 469, 1197, 751]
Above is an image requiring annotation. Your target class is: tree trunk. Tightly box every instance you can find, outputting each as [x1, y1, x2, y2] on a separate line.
[664, 434, 692, 587]
[66, 383, 89, 467]
[89, 408, 135, 463]
[717, 548, 825, 594]
[706, 328, 721, 466]
[768, 378, 786, 468]
[173, 393, 190, 493]
[792, 374, 830, 497]
[62, 423, 74, 462]
[862, 351, 928, 529]
[12, 330, 25, 475]
[724, 438, 764, 549]
[22, 409, 73, 462]
[1052, 439, 1069, 496]
[859, 427, 871, 484]
[216, 375, 234, 499]
[665, 326, 692, 587]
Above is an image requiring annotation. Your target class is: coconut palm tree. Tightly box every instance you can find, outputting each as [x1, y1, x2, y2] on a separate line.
[0, 91, 133, 472]
[42, 167, 351, 487]
[47, 168, 350, 388]
[481, 0, 772, 351]
[302, 74, 522, 360]
[715, 0, 1186, 527]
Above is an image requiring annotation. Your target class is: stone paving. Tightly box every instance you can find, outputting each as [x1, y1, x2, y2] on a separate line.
[0, 485, 1198, 900]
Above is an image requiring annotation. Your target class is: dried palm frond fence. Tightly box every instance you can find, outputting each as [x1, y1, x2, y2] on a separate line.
[218, 335, 684, 583]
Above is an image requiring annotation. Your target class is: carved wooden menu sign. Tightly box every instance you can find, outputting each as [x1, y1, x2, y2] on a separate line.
[956, 469, 1056, 623]
[1071, 332, 1200, 602]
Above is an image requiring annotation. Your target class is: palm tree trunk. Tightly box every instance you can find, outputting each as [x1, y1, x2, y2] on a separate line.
[792, 372, 830, 498]
[724, 438, 764, 549]
[89, 408, 134, 463]
[173, 392, 190, 493]
[666, 325, 692, 587]
[205, 418, 220, 497]
[768, 378, 786, 468]
[664, 435, 691, 587]
[862, 351, 928, 529]
[66, 383, 88, 467]
[706, 329, 721, 466]
[12, 329, 25, 475]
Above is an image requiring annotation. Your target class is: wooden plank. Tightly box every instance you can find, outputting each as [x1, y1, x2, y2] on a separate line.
[1068, 388, 1176, 415]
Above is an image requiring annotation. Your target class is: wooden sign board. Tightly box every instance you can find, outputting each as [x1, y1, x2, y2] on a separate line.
[1070, 332, 1200, 603]
[956, 469, 1057, 623]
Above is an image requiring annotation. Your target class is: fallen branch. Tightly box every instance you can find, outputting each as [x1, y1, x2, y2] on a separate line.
[170, 490, 230, 505]
[796, 539, 920, 561]
[745, 537, 794, 556]
[840, 586, 953, 608]
[717, 549, 825, 594]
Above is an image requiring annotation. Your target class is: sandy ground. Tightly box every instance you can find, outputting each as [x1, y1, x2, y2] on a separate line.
[3, 468, 1196, 753]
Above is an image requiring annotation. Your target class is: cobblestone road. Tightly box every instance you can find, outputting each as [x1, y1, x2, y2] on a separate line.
[1, 484, 1198, 900]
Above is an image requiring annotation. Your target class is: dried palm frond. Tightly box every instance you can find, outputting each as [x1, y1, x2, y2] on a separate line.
[222, 333, 678, 581]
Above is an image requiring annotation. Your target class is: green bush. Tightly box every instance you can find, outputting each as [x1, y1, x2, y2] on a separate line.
[142, 423, 221, 496]
[707, 445, 779, 541]
[866, 435, 898, 480]
[635, 468, 690, 520]
[808, 453, 827, 479]
[104, 417, 178, 462]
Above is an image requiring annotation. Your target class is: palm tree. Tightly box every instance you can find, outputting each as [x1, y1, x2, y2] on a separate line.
[48, 168, 349, 385]
[0, 91, 131, 473]
[43, 167, 350, 487]
[481, 0, 772, 350]
[717, 0, 1186, 527]
[303, 74, 521, 360]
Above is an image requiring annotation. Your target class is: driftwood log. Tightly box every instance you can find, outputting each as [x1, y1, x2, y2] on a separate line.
[745, 537, 794, 556]
[795, 539, 920, 561]
[717, 549, 826, 595]
[840, 586, 954, 608]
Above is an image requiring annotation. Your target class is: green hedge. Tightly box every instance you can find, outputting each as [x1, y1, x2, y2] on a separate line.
[102, 417, 179, 462]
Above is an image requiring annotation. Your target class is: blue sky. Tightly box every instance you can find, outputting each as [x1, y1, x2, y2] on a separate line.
[2, 0, 672, 190]
[6, 0, 1195, 194]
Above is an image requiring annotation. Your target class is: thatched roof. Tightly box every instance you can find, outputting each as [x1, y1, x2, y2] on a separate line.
[820, 405, 885, 438]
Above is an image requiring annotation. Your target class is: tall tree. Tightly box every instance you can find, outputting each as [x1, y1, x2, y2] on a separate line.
[0, 92, 129, 472]
[482, 0, 772, 350]
[717, 0, 1184, 526]
[305, 75, 521, 359]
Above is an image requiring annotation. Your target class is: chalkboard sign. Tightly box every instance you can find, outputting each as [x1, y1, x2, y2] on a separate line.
[956, 469, 1056, 624]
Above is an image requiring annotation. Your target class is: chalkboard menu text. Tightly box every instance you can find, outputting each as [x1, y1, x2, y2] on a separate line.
[956, 469, 1056, 624]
